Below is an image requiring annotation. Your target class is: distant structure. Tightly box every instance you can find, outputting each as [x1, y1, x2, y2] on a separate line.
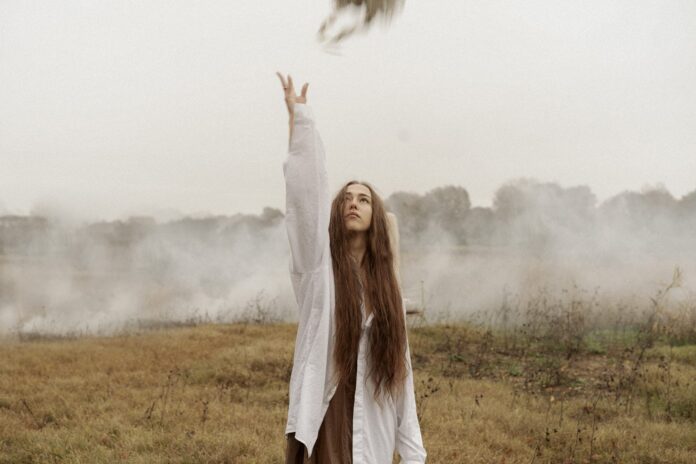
[404, 280, 426, 327]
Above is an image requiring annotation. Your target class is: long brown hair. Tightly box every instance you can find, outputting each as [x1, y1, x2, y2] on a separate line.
[329, 180, 408, 404]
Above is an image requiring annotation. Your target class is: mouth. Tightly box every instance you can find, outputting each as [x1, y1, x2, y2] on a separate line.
[346, 213, 360, 220]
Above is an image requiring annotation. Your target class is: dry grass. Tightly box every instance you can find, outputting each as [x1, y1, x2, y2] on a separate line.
[1, 310, 695, 463]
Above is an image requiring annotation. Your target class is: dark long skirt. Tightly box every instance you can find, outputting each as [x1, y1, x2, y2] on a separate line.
[285, 365, 357, 463]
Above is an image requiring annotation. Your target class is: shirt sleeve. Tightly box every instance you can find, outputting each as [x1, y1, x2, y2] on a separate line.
[395, 310, 427, 463]
[282, 104, 330, 275]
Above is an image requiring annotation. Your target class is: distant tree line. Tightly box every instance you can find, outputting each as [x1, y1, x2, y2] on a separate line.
[0, 207, 284, 258]
[386, 180, 696, 248]
[385, 180, 696, 249]
[1, 181, 695, 256]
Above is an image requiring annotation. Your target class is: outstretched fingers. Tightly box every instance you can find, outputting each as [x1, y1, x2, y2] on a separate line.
[276, 72, 309, 109]
[276, 72, 287, 91]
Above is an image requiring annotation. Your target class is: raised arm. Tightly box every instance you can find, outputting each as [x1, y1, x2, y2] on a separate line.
[277, 72, 330, 275]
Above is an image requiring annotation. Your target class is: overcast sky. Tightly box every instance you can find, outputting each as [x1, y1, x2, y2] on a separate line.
[1, 0, 695, 222]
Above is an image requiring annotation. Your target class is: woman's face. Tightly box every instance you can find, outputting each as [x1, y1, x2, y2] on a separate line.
[343, 183, 373, 233]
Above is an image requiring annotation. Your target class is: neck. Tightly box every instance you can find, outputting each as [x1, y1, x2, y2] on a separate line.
[348, 231, 367, 267]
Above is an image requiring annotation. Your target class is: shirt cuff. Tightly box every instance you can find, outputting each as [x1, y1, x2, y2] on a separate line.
[293, 103, 313, 123]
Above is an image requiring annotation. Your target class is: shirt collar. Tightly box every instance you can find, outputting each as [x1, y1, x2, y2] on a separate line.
[365, 312, 374, 328]
[361, 300, 374, 328]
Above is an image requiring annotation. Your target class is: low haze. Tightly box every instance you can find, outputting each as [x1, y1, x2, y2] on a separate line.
[2, 180, 695, 335]
[1, 1, 696, 336]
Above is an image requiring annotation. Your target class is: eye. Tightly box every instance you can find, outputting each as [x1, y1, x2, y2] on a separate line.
[360, 198, 369, 203]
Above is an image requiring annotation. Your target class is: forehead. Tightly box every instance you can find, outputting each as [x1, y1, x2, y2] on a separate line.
[345, 184, 371, 197]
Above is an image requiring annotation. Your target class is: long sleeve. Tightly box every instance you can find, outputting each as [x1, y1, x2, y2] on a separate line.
[282, 104, 330, 275]
[282, 104, 337, 456]
[395, 332, 427, 463]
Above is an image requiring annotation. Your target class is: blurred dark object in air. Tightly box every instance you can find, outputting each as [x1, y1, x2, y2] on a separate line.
[318, 0, 406, 44]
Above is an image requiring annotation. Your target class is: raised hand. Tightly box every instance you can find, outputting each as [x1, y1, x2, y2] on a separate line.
[276, 72, 309, 118]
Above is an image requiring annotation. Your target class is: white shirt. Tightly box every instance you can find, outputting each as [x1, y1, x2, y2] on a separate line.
[283, 104, 427, 463]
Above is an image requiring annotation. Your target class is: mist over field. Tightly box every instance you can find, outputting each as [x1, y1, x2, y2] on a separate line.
[1, 179, 695, 336]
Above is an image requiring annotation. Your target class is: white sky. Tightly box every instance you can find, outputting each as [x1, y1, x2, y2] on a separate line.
[1, 0, 695, 222]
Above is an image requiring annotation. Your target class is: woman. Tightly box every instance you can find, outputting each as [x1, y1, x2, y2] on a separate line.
[277, 72, 426, 463]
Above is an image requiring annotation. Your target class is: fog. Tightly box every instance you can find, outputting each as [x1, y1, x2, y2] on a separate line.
[1, 180, 694, 336]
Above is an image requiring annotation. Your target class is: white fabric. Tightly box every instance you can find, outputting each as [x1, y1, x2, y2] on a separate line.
[283, 104, 427, 463]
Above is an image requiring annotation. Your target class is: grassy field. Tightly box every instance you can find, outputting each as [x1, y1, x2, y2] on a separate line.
[1, 312, 695, 463]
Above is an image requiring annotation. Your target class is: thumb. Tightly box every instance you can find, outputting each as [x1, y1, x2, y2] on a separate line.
[301, 83, 309, 98]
